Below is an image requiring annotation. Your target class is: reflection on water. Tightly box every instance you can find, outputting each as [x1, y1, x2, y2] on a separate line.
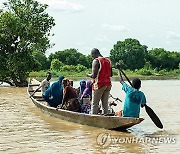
[0, 80, 179, 153]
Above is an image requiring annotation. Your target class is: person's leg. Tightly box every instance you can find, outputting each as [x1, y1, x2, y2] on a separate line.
[91, 87, 105, 114]
[101, 85, 112, 114]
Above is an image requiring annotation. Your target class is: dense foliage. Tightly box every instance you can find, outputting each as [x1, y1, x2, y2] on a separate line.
[109, 38, 180, 71]
[147, 48, 180, 70]
[109, 38, 148, 70]
[50, 59, 64, 71]
[48, 48, 93, 68]
[0, 0, 55, 86]
[32, 51, 50, 71]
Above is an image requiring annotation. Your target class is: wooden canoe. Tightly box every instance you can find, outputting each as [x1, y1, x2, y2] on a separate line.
[27, 79, 144, 130]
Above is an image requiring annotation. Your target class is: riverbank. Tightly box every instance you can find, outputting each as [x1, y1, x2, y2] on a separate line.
[1, 70, 179, 88]
[29, 69, 180, 81]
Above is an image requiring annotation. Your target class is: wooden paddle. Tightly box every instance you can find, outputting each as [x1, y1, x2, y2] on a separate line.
[116, 65, 163, 129]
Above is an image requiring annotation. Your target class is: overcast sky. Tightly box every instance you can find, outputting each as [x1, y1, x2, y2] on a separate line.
[1, 0, 180, 56]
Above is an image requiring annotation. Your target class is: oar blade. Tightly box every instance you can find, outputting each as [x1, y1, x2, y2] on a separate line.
[145, 105, 163, 129]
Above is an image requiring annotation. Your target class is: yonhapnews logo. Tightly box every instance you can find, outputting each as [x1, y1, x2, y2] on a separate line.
[96, 133, 176, 148]
[96, 133, 112, 148]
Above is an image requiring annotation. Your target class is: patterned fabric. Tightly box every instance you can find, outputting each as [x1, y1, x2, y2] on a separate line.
[81, 104, 91, 114]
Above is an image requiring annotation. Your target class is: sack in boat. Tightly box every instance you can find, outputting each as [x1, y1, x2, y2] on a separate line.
[62, 98, 81, 112]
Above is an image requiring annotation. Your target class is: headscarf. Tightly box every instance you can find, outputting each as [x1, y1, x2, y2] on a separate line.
[82, 80, 92, 98]
[43, 75, 64, 107]
[58, 75, 65, 81]
[63, 78, 70, 88]
[79, 80, 86, 94]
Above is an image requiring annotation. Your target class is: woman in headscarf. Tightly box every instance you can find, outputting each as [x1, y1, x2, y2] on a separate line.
[59, 79, 80, 112]
[81, 80, 92, 100]
[80, 80, 92, 114]
[62, 79, 77, 103]
[76, 80, 86, 100]
[43, 75, 64, 108]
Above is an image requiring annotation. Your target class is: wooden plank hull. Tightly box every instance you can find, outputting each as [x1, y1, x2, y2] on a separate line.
[28, 79, 144, 130]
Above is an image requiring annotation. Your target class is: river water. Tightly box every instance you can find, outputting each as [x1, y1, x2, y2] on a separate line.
[0, 80, 179, 153]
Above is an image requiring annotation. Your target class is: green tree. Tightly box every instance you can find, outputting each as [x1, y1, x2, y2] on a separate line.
[147, 48, 179, 70]
[49, 48, 91, 68]
[0, 0, 55, 86]
[171, 51, 180, 69]
[61, 65, 76, 72]
[50, 59, 63, 71]
[85, 54, 93, 68]
[75, 64, 87, 72]
[32, 51, 49, 70]
[110, 38, 148, 70]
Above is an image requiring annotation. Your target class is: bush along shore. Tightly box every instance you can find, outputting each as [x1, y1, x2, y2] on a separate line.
[29, 68, 180, 81]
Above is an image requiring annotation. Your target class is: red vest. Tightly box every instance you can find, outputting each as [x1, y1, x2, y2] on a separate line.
[93, 57, 112, 90]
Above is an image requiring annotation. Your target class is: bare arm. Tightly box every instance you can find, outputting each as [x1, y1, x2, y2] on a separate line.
[87, 59, 100, 79]
[116, 63, 124, 85]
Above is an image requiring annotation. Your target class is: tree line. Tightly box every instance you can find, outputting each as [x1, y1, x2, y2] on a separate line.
[0, 0, 180, 87]
[35, 39, 180, 73]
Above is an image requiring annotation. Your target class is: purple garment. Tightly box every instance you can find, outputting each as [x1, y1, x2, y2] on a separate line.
[80, 80, 86, 94]
[82, 80, 92, 98]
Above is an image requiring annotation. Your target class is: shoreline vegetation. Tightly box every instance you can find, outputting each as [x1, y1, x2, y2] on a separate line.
[1, 0, 180, 87]
[29, 69, 180, 81]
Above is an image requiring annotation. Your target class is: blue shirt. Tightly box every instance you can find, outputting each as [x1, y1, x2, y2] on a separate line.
[122, 82, 146, 118]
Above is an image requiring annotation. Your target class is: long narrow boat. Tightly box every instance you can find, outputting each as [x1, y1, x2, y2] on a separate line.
[27, 79, 144, 130]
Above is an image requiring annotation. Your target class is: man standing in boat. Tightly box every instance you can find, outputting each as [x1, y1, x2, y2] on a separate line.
[30, 72, 51, 97]
[87, 48, 113, 115]
[116, 63, 146, 118]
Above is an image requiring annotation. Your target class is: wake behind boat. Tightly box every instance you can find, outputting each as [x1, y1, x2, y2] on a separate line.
[27, 78, 144, 130]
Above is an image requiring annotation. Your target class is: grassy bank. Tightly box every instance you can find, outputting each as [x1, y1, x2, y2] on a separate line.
[29, 68, 180, 80]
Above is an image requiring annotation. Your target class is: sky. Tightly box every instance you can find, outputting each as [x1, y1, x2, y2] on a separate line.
[1, 0, 180, 56]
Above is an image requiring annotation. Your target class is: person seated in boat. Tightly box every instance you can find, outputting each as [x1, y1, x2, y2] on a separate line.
[116, 63, 146, 118]
[43, 75, 64, 108]
[58, 79, 81, 112]
[69, 80, 76, 91]
[81, 80, 92, 100]
[69, 80, 74, 87]
[76, 80, 86, 101]
[80, 80, 92, 114]
[30, 72, 52, 97]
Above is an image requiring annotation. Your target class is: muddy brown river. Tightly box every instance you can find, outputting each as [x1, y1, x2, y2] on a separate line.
[0, 80, 179, 153]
